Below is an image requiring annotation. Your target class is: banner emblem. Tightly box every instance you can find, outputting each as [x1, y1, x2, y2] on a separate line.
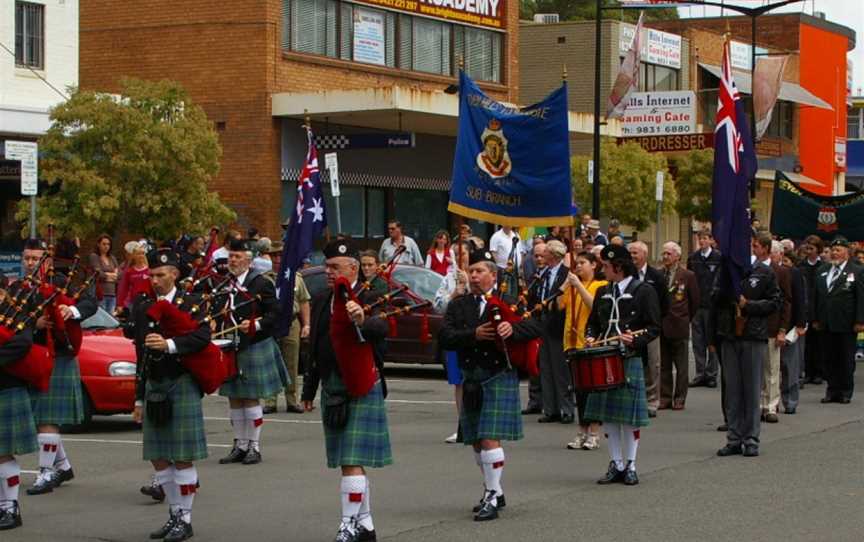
[477, 119, 511, 179]
[817, 207, 838, 232]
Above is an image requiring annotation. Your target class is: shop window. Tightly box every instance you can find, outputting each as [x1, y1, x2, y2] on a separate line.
[15, 1, 44, 70]
[639, 63, 679, 92]
[848, 107, 861, 140]
[393, 190, 449, 247]
[287, 0, 338, 58]
[367, 188, 387, 238]
[412, 17, 450, 75]
[763, 101, 794, 140]
[337, 3, 396, 67]
[455, 26, 501, 83]
[322, 184, 365, 237]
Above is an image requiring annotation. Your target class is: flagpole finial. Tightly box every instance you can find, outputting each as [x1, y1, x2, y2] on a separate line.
[303, 109, 311, 131]
[458, 55, 464, 71]
[562, 64, 568, 81]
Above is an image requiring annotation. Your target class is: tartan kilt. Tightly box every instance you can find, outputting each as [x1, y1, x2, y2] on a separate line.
[30, 354, 85, 426]
[0, 386, 38, 456]
[460, 368, 523, 445]
[143, 373, 208, 462]
[219, 338, 286, 399]
[584, 356, 650, 427]
[323, 376, 392, 469]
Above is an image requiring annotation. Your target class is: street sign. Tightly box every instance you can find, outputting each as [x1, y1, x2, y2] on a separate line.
[655, 171, 665, 202]
[620, 133, 714, 153]
[4, 141, 38, 196]
[315, 132, 415, 150]
[324, 152, 340, 197]
[588, 159, 594, 184]
[619, 91, 696, 137]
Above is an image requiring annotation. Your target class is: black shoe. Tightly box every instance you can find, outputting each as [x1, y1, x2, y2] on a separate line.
[262, 405, 277, 415]
[820, 396, 835, 404]
[838, 397, 851, 404]
[560, 414, 575, 424]
[705, 380, 717, 388]
[242, 448, 262, 465]
[717, 444, 742, 457]
[285, 404, 305, 414]
[521, 406, 541, 415]
[164, 518, 194, 542]
[141, 479, 167, 502]
[648, 410, 657, 418]
[356, 523, 377, 542]
[689, 378, 706, 387]
[473, 493, 506, 513]
[717, 424, 728, 432]
[26, 469, 58, 495]
[811, 377, 823, 385]
[765, 413, 779, 423]
[537, 415, 560, 423]
[150, 513, 178, 539]
[473, 491, 499, 521]
[623, 463, 639, 486]
[54, 468, 74, 486]
[218, 445, 248, 464]
[742, 445, 759, 457]
[335, 522, 360, 542]
[0, 502, 22, 530]
[597, 461, 625, 485]
[785, 407, 797, 415]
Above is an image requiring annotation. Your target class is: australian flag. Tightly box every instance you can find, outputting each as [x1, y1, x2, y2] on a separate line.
[276, 128, 327, 337]
[712, 38, 757, 297]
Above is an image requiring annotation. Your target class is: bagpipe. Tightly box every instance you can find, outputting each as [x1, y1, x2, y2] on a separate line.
[481, 293, 542, 378]
[329, 276, 377, 398]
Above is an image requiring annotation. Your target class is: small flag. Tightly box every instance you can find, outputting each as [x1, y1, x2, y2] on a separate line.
[607, 12, 643, 119]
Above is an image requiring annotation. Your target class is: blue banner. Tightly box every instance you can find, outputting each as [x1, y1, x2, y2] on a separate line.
[449, 71, 573, 226]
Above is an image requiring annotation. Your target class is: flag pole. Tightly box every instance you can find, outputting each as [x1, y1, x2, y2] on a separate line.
[591, 0, 602, 219]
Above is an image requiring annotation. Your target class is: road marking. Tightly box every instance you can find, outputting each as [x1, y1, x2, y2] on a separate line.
[22, 469, 39, 474]
[203, 416, 322, 425]
[386, 399, 455, 405]
[63, 438, 232, 448]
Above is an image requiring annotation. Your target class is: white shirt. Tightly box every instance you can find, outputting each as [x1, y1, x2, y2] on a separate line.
[701, 247, 712, 258]
[827, 260, 848, 287]
[475, 287, 494, 317]
[638, 265, 648, 282]
[616, 275, 634, 296]
[489, 229, 523, 269]
[211, 246, 229, 262]
[156, 286, 179, 354]
[230, 268, 262, 331]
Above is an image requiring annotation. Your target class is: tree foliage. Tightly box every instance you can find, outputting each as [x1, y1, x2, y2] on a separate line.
[673, 148, 713, 222]
[20, 78, 235, 240]
[571, 140, 674, 231]
[521, 0, 679, 22]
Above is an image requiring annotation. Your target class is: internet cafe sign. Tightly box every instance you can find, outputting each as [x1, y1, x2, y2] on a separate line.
[353, 0, 505, 30]
[620, 23, 682, 69]
[620, 91, 696, 137]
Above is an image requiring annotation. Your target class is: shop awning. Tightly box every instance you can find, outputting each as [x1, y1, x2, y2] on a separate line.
[756, 169, 823, 187]
[271, 86, 621, 137]
[699, 63, 833, 110]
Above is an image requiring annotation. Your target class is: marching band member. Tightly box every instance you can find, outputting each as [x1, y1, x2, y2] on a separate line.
[302, 239, 391, 542]
[585, 245, 660, 486]
[218, 239, 285, 465]
[127, 249, 211, 541]
[439, 250, 541, 521]
[22, 238, 98, 496]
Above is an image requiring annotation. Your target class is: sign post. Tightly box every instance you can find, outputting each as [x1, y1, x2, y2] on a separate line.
[655, 171, 664, 261]
[324, 152, 342, 234]
[5, 141, 38, 238]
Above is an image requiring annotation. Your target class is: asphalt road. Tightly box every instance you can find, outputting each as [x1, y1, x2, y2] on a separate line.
[5, 363, 863, 542]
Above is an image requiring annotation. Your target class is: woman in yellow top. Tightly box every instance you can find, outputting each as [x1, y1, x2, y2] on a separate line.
[557, 252, 607, 450]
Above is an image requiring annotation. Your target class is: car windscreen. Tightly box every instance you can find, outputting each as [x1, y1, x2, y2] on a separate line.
[390, 266, 445, 304]
[81, 307, 120, 330]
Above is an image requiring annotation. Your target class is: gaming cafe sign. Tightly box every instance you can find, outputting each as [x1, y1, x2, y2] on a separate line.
[352, 0, 505, 30]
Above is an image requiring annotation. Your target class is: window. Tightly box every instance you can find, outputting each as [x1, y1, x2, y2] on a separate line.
[15, 1, 44, 70]
[283, 0, 502, 82]
[848, 107, 861, 140]
[639, 63, 679, 92]
[763, 101, 794, 139]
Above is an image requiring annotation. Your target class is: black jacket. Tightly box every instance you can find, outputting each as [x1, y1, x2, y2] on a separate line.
[585, 278, 661, 356]
[302, 284, 389, 402]
[527, 263, 569, 340]
[439, 291, 542, 374]
[0, 328, 35, 390]
[711, 263, 783, 343]
[797, 258, 822, 321]
[687, 248, 723, 309]
[212, 270, 280, 348]
[639, 265, 669, 316]
[814, 260, 864, 333]
[788, 264, 807, 329]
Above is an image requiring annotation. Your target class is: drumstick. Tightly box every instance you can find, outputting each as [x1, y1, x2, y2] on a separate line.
[592, 329, 647, 346]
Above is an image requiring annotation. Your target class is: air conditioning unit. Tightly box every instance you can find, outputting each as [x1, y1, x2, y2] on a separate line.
[533, 13, 560, 24]
[813, 11, 826, 19]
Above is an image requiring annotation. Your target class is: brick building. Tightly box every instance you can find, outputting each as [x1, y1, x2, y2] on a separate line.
[80, 0, 528, 247]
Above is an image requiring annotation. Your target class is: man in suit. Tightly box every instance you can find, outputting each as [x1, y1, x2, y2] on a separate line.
[755, 237, 791, 424]
[798, 235, 824, 384]
[658, 242, 700, 410]
[302, 239, 390, 542]
[217, 239, 284, 466]
[628, 241, 666, 417]
[521, 241, 547, 415]
[439, 250, 541, 520]
[780, 250, 807, 414]
[530, 240, 572, 423]
[813, 236, 864, 404]
[687, 230, 722, 387]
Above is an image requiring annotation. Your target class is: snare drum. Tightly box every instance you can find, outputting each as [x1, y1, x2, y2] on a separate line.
[212, 339, 239, 382]
[566, 345, 625, 392]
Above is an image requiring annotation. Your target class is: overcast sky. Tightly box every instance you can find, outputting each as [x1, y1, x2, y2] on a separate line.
[677, 1, 864, 95]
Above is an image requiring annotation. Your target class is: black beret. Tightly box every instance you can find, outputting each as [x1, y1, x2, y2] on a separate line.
[469, 250, 495, 266]
[23, 238, 47, 251]
[601, 244, 631, 262]
[830, 236, 849, 248]
[323, 239, 358, 260]
[146, 248, 180, 270]
[228, 238, 253, 252]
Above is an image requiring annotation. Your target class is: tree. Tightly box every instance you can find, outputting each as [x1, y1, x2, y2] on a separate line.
[19, 78, 235, 240]
[673, 148, 713, 222]
[571, 140, 674, 231]
[521, 0, 679, 22]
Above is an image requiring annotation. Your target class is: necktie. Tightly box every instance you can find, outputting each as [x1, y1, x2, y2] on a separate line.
[543, 271, 552, 300]
[475, 295, 483, 317]
[828, 265, 840, 289]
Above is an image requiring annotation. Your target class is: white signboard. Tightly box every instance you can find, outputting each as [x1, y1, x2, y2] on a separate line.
[4, 141, 38, 196]
[587, 159, 594, 184]
[620, 24, 682, 69]
[655, 171, 664, 202]
[324, 152, 340, 197]
[620, 91, 696, 137]
[730, 41, 752, 71]
[353, 8, 386, 66]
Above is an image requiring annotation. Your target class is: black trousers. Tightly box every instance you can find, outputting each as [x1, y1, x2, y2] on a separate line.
[824, 331, 857, 400]
[804, 329, 824, 380]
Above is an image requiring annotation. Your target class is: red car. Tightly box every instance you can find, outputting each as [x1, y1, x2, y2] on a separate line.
[77, 307, 138, 423]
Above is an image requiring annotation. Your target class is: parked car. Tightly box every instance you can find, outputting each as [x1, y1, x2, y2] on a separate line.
[77, 307, 138, 423]
[301, 265, 447, 365]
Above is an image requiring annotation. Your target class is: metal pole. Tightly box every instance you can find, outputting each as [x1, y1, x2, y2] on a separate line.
[334, 196, 343, 234]
[29, 196, 36, 238]
[750, 14, 758, 200]
[655, 201, 662, 262]
[592, 0, 602, 219]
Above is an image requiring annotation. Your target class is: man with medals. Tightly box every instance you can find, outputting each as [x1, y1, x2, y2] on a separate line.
[439, 250, 541, 521]
[302, 239, 391, 542]
[217, 239, 285, 465]
[127, 248, 211, 541]
[20, 238, 98, 495]
[584, 244, 661, 486]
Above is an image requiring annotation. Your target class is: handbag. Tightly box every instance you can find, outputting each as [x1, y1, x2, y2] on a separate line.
[145, 392, 172, 427]
[323, 392, 350, 429]
[462, 380, 484, 413]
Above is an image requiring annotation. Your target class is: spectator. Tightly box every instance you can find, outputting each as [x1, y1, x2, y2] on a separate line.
[628, 240, 666, 417]
[425, 230, 455, 276]
[522, 240, 547, 415]
[247, 227, 260, 241]
[88, 234, 119, 314]
[798, 235, 824, 384]
[179, 235, 205, 279]
[359, 250, 387, 292]
[780, 249, 807, 415]
[577, 213, 592, 238]
[609, 235, 624, 246]
[379, 220, 423, 266]
[524, 235, 547, 278]
[688, 230, 722, 388]
[563, 238, 584, 269]
[585, 220, 609, 247]
[116, 242, 150, 311]
[212, 229, 242, 262]
[757, 236, 792, 424]
[488, 225, 524, 271]
[252, 238, 275, 274]
[607, 218, 621, 240]
[545, 226, 564, 244]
